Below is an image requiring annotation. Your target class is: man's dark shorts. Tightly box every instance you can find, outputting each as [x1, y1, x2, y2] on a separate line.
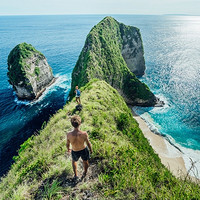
[71, 147, 90, 161]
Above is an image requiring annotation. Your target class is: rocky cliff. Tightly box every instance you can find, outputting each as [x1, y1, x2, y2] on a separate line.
[120, 22, 145, 77]
[70, 16, 158, 106]
[7, 43, 55, 100]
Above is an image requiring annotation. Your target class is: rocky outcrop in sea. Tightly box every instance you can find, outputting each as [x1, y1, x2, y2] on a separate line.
[7, 43, 55, 100]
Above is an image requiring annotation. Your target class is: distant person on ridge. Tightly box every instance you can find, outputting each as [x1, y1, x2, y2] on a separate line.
[66, 115, 93, 181]
[75, 86, 81, 104]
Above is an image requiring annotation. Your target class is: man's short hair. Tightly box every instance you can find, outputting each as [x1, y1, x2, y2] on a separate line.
[71, 115, 81, 128]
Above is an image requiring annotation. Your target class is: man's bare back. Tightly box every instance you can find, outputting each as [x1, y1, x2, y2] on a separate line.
[66, 115, 92, 179]
[67, 130, 88, 151]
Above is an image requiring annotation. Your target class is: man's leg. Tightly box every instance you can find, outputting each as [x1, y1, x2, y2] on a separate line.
[72, 160, 78, 177]
[83, 160, 89, 176]
[76, 97, 78, 104]
[78, 97, 81, 104]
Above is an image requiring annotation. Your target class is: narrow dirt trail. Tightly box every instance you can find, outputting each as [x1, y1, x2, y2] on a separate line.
[61, 159, 101, 200]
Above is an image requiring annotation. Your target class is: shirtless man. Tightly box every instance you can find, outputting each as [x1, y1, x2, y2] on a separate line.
[66, 115, 93, 180]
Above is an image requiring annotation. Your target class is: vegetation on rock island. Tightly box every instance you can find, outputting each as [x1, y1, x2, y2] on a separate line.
[7, 42, 54, 100]
[70, 17, 157, 106]
[7, 42, 44, 87]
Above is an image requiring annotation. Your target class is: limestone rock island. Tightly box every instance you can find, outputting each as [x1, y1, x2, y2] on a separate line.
[7, 43, 55, 100]
[70, 16, 160, 106]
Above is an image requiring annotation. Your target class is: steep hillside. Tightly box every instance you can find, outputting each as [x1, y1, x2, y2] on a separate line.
[0, 80, 199, 199]
[70, 17, 159, 106]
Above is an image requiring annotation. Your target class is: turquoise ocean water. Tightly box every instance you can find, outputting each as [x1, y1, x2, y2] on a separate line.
[0, 15, 199, 177]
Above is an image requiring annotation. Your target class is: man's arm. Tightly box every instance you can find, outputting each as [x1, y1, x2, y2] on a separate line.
[85, 132, 93, 153]
[66, 133, 71, 153]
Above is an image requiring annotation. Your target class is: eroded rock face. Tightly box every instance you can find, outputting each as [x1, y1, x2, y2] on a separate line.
[7, 43, 55, 100]
[121, 27, 145, 76]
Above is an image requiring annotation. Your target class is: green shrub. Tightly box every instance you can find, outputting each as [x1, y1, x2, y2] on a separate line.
[34, 67, 40, 76]
[116, 113, 130, 131]
[43, 180, 62, 200]
[90, 128, 106, 140]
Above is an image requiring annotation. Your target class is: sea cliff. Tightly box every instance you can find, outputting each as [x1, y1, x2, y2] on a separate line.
[7, 43, 55, 100]
[70, 17, 160, 106]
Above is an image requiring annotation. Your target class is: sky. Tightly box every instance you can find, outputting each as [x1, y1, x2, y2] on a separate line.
[0, 0, 200, 15]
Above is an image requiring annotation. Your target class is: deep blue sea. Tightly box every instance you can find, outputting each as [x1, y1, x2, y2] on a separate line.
[0, 15, 199, 177]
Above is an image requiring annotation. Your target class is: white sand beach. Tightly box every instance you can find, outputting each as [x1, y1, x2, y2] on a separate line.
[130, 108, 188, 178]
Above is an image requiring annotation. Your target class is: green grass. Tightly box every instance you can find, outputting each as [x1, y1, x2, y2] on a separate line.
[42, 180, 63, 200]
[34, 67, 40, 76]
[70, 17, 156, 106]
[0, 80, 199, 199]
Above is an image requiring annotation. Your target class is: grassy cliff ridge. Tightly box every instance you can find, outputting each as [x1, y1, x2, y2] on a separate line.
[0, 80, 199, 199]
[70, 17, 157, 106]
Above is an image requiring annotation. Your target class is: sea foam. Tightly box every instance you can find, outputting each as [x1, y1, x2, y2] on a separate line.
[132, 105, 200, 179]
[13, 73, 71, 106]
